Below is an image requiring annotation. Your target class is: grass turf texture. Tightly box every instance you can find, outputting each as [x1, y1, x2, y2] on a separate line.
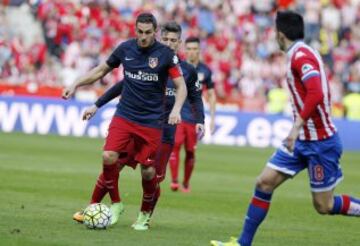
[0, 132, 359, 246]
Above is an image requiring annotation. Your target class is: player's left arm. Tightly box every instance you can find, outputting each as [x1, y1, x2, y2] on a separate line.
[205, 70, 216, 133]
[284, 55, 323, 151]
[83, 81, 124, 120]
[168, 55, 187, 125]
[170, 75, 187, 124]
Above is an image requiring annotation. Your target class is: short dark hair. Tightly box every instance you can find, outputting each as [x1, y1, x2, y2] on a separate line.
[275, 11, 304, 41]
[161, 21, 182, 37]
[185, 36, 200, 44]
[136, 13, 157, 29]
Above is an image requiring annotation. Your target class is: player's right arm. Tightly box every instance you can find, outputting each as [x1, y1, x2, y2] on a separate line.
[83, 81, 124, 120]
[62, 63, 113, 99]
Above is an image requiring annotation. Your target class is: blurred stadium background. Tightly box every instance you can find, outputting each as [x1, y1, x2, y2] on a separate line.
[0, 1, 359, 245]
[1, 0, 359, 113]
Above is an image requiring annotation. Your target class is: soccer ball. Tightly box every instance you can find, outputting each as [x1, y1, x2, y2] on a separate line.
[83, 203, 112, 229]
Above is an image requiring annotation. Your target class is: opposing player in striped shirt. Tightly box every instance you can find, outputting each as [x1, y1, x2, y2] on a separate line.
[211, 10, 360, 246]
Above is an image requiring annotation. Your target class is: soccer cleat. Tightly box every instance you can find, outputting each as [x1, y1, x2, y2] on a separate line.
[181, 185, 191, 193]
[132, 211, 151, 231]
[110, 202, 125, 225]
[170, 182, 179, 191]
[73, 210, 85, 223]
[210, 237, 240, 246]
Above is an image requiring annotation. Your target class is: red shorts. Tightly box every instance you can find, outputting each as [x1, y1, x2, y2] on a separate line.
[118, 141, 172, 181]
[104, 116, 161, 166]
[117, 139, 138, 169]
[174, 121, 197, 152]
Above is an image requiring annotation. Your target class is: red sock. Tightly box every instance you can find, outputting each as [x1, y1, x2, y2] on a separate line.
[169, 145, 180, 183]
[141, 176, 157, 212]
[183, 151, 195, 188]
[150, 186, 161, 215]
[103, 164, 120, 203]
[155, 143, 174, 183]
[90, 172, 108, 204]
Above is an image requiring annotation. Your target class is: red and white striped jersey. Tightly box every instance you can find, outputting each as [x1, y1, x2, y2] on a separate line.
[286, 41, 337, 141]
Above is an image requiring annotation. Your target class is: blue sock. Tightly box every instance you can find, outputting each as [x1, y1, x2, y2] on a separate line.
[331, 195, 360, 216]
[238, 188, 272, 246]
[331, 196, 343, 214]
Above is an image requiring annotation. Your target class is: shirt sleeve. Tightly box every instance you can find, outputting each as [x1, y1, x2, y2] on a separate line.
[167, 50, 183, 79]
[106, 44, 124, 69]
[186, 69, 205, 124]
[292, 52, 321, 83]
[292, 52, 323, 120]
[95, 81, 124, 108]
[204, 68, 214, 89]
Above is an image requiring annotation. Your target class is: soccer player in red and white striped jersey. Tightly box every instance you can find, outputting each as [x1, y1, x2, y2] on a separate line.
[286, 36, 336, 141]
[211, 10, 360, 246]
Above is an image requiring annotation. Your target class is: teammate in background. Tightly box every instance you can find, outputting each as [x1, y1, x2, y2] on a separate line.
[73, 21, 204, 230]
[211, 11, 360, 246]
[169, 36, 216, 192]
[63, 13, 187, 229]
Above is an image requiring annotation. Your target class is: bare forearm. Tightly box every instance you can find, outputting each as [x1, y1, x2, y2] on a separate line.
[173, 83, 187, 112]
[73, 63, 111, 89]
[172, 77, 187, 112]
[294, 115, 304, 130]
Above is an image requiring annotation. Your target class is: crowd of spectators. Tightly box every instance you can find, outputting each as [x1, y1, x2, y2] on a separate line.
[0, 0, 359, 116]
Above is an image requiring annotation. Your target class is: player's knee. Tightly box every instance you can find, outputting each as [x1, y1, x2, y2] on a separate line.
[141, 166, 155, 180]
[313, 200, 333, 215]
[255, 176, 275, 193]
[102, 151, 118, 165]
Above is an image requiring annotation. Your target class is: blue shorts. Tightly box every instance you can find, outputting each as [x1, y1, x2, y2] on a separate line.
[161, 123, 176, 145]
[267, 133, 343, 192]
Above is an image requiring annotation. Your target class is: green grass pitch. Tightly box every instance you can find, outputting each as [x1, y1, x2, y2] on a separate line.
[0, 132, 359, 246]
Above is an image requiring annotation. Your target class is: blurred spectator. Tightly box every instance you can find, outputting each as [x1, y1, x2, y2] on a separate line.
[342, 59, 360, 120]
[0, 0, 359, 113]
[266, 81, 288, 114]
[343, 91, 360, 121]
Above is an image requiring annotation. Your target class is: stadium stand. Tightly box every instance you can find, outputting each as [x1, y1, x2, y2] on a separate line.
[0, 0, 359, 119]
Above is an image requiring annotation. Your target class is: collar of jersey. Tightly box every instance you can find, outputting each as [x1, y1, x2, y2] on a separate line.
[286, 39, 304, 56]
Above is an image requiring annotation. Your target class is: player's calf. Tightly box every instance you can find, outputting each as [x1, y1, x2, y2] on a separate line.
[312, 196, 333, 215]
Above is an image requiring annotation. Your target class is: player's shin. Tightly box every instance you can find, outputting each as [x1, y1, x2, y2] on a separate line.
[155, 142, 173, 183]
[183, 150, 195, 190]
[169, 147, 180, 189]
[90, 172, 108, 204]
[150, 186, 161, 216]
[331, 195, 360, 216]
[239, 188, 273, 246]
[103, 163, 121, 203]
[141, 169, 158, 212]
